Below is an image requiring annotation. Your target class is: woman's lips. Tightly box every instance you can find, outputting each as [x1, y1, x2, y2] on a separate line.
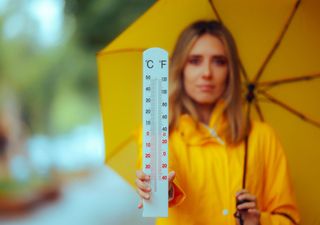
[198, 85, 215, 92]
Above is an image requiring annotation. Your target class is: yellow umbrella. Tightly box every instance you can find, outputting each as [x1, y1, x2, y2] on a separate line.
[97, 0, 320, 223]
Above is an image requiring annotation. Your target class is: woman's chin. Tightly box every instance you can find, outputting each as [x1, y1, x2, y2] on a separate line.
[193, 98, 219, 106]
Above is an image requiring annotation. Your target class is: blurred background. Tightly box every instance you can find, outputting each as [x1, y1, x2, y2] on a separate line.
[0, 0, 155, 224]
[2, 0, 319, 224]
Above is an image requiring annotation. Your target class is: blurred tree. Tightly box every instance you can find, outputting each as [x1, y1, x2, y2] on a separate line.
[0, 0, 155, 135]
[65, 0, 155, 52]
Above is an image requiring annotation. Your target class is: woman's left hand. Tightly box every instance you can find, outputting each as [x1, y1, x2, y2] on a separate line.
[235, 189, 261, 225]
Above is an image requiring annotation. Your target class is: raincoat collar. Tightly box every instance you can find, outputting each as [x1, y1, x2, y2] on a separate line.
[177, 100, 227, 146]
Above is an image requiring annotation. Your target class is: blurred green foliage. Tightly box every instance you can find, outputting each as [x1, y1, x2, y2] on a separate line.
[0, 0, 155, 135]
[65, 0, 155, 52]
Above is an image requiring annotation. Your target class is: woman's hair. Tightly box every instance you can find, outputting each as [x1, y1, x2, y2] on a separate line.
[169, 20, 246, 144]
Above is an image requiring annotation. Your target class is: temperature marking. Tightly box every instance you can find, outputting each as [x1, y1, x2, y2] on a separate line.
[142, 48, 168, 217]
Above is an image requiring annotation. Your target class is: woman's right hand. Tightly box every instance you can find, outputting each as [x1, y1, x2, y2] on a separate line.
[135, 170, 151, 209]
[135, 170, 176, 209]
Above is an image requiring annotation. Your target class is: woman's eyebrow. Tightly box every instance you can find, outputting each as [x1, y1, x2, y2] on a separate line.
[188, 54, 202, 57]
[212, 54, 227, 58]
[188, 53, 226, 57]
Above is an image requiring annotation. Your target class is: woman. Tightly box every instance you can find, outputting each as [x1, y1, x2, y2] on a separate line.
[135, 20, 300, 225]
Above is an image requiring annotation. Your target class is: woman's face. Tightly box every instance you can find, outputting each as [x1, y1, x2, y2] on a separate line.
[183, 34, 228, 106]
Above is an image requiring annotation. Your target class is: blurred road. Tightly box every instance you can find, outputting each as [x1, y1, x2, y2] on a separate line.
[0, 166, 155, 225]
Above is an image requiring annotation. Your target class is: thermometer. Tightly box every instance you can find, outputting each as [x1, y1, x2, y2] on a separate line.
[142, 48, 169, 217]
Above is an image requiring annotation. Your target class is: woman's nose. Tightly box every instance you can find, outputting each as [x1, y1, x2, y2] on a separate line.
[201, 62, 212, 79]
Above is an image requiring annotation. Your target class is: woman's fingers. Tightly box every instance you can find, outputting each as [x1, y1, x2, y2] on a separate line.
[135, 178, 151, 192]
[237, 193, 257, 202]
[235, 189, 248, 197]
[234, 189, 261, 223]
[136, 170, 150, 181]
[136, 170, 151, 208]
[168, 171, 176, 183]
[138, 199, 143, 209]
[137, 187, 151, 200]
[237, 201, 256, 210]
[135, 170, 151, 197]
[235, 189, 258, 211]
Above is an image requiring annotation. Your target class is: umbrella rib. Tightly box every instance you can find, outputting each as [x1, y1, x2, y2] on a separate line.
[258, 73, 320, 88]
[208, 0, 249, 82]
[260, 91, 320, 128]
[97, 48, 145, 56]
[106, 134, 136, 161]
[253, 0, 301, 83]
[253, 100, 265, 122]
[208, 0, 222, 22]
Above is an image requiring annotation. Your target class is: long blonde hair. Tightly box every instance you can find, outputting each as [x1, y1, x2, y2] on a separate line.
[169, 20, 246, 144]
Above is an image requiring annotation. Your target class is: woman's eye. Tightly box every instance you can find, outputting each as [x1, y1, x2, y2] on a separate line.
[188, 57, 201, 65]
[213, 58, 227, 66]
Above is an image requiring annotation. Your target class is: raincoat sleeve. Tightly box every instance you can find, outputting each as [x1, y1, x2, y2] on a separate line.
[259, 124, 300, 225]
[136, 128, 186, 208]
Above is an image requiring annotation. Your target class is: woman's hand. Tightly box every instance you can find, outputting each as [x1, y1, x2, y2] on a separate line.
[168, 171, 176, 202]
[135, 170, 176, 209]
[135, 170, 151, 209]
[235, 189, 261, 225]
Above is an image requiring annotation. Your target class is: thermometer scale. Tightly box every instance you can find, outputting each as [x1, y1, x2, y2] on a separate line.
[142, 48, 169, 217]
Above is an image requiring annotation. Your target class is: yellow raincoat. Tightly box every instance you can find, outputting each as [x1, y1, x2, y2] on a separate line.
[138, 102, 300, 225]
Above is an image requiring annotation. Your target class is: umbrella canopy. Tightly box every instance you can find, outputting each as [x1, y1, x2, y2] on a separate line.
[97, 0, 320, 223]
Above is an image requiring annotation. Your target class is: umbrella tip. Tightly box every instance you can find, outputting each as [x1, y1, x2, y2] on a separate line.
[246, 83, 256, 103]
